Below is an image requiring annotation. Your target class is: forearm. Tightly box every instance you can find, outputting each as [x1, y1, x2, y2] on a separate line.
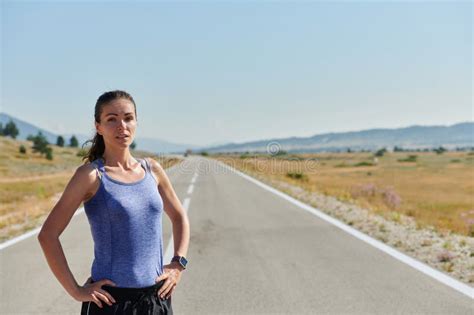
[171, 213, 190, 258]
[38, 235, 80, 300]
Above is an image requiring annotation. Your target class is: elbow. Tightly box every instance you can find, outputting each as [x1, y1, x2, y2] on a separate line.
[170, 212, 189, 225]
[37, 232, 47, 243]
[164, 202, 190, 224]
[37, 229, 58, 243]
[37, 233, 46, 246]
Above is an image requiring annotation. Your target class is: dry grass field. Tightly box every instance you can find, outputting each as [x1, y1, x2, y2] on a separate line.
[0, 136, 182, 242]
[213, 150, 474, 237]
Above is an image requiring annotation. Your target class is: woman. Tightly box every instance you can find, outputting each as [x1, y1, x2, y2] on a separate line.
[38, 90, 190, 314]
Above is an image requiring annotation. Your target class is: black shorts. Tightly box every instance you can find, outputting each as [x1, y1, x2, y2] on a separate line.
[80, 279, 173, 315]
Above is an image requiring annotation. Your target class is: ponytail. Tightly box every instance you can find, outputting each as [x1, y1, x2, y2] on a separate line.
[82, 133, 105, 164]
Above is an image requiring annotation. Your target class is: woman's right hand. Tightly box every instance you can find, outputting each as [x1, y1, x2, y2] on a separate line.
[74, 277, 117, 308]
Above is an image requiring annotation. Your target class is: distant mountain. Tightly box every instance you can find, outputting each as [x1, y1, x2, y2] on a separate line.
[0, 113, 199, 154]
[199, 122, 474, 153]
[126, 136, 199, 155]
[3, 112, 472, 154]
[0, 113, 59, 144]
[205, 140, 232, 147]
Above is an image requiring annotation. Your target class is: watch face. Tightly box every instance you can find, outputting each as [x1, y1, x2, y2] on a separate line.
[179, 256, 188, 266]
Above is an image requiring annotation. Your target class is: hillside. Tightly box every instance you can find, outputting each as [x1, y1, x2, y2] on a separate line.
[200, 122, 474, 153]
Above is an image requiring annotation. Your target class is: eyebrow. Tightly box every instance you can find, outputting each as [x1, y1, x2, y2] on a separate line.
[105, 112, 134, 117]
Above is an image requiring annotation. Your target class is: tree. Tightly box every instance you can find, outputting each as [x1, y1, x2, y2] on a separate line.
[433, 146, 447, 155]
[32, 131, 50, 155]
[130, 141, 137, 150]
[19, 144, 26, 154]
[45, 147, 53, 160]
[69, 135, 79, 147]
[374, 147, 387, 157]
[29, 131, 54, 159]
[0, 122, 3, 136]
[56, 135, 65, 147]
[3, 120, 19, 139]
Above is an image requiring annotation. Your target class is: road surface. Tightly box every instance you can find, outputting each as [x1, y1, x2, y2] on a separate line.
[0, 156, 472, 314]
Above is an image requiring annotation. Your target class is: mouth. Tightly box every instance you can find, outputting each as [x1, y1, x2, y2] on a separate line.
[116, 134, 130, 140]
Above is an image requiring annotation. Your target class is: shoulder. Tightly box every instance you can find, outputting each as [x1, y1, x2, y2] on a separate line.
[144, 157, 166, 184]
[144, 157, 164, 172]
[74, 161, 100, 184]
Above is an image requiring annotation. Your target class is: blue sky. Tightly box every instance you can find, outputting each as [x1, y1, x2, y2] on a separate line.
[2, 0, 472, 147]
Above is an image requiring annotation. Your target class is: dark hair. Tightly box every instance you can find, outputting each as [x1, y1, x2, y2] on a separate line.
[82, 90, 137, 164]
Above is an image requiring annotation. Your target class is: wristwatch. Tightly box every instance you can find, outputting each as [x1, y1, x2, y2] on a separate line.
[171, 255, 188, 270]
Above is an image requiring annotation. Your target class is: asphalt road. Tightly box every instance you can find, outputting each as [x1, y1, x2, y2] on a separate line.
[0, 156, 472, 314]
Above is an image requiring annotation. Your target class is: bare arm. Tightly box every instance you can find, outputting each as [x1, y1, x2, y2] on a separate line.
[148, 158, 190, 262]
[37, 163, 96, 300]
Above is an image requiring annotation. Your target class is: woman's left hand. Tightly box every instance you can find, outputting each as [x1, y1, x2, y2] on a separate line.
[155, 262, 184, 300]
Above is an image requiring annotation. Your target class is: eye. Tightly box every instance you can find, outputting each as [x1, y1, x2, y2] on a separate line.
[108, 118, 116, 122]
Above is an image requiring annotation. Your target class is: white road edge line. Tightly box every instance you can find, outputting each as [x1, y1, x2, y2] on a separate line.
[0, 207, 85, 251]
[215, 159, 474, 299]
[163, 197, 190, 264]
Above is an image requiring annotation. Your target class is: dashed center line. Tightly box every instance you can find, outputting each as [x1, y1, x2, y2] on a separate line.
[187, 184, 194, 195]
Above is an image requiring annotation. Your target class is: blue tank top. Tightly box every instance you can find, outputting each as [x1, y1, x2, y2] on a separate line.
[83, 157, 165, 288]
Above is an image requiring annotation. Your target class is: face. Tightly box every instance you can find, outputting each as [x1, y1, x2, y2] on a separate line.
[95, 98, 137, 148]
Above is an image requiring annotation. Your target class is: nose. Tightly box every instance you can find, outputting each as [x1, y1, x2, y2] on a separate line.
[117, 119, 127, 130]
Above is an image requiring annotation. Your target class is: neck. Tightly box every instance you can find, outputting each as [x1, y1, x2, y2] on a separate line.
[102, 148, 136, 169]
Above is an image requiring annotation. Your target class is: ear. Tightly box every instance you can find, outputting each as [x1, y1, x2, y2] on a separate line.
[95, 122, 102, 136]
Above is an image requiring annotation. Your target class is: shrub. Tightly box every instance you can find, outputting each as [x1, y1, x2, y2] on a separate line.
[76, 148, 87, 157]
[374, 148, 387, 157]
[398, 155, 417, 162]
[351, 183, 377, 198]
[382, 187, 402, 208]
[19, 145, 26, 154]
[437, 250, 455, 262]
[391, 211, 401, 223]
[354, 161, 375, 167]
[45, 147, 53, 160]
[286, 172, 307, 181]
[433, 146, 447, 154]
[459, 211, 474, 237]
[350, 183, 401, 209]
